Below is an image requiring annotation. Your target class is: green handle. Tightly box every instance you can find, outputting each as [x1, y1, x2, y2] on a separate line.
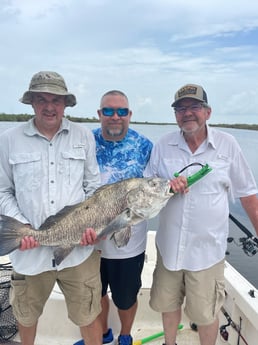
[133, 324, 183, 345]
[141, 331, 164, 344]
[172, 163, 212, 191]
[185, 163, 212, 187]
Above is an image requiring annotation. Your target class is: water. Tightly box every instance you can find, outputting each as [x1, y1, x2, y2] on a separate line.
[0, 121, 258, 288]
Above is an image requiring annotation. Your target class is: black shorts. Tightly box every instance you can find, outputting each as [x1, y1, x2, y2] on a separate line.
[100, 252, 145, 310]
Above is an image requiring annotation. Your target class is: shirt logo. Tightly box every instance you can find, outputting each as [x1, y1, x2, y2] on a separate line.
[73, 144, 85, 148]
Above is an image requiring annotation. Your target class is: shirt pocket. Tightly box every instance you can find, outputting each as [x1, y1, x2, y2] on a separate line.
[60, 149, 86, 185]
[9, 152, 42, 192]
[199, 160, 231, 195]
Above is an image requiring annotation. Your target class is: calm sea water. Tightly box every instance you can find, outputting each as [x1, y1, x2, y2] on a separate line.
[0, 121, 258, 288]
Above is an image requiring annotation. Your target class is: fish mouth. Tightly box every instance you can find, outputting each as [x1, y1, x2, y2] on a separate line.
[166, 180, 173, 195]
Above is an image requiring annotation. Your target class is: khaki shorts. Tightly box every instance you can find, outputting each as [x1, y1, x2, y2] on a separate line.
[10, 250, 101, 327]
[150, 249, 225, 325]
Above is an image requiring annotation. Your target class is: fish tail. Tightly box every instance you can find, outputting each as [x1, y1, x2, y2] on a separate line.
[0, 215, 24, 255]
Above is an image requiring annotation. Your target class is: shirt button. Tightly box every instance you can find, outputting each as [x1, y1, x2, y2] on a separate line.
[51, 200, 54, 204]
[50, 180, 54, 184]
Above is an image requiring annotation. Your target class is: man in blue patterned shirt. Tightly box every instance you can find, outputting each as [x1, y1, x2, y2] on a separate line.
[94, 90, 152, 345]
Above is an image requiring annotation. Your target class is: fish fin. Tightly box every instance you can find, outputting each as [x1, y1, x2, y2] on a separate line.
[0, 215, 24, 255]
[97, 209, 133, 239]
[39, 204, 81, 230]
[97, 208, 142, 246]
[111, 227, 132, 247]
[53, 246, 75, 265]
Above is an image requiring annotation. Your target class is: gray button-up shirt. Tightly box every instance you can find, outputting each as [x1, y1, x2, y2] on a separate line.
[144, 126, 258, 271]
[0, 118, 101, 274]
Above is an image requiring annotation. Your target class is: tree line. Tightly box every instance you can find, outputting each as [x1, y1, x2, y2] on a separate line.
[0, 113, 257, 130]
[0, 113, 98, 123]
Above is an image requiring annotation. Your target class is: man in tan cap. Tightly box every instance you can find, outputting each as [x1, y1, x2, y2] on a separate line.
[144, 83, 258, 345]
[0, 71, 103, 345]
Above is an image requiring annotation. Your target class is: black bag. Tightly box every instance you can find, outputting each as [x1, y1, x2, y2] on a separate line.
[0, 263, 18, 342]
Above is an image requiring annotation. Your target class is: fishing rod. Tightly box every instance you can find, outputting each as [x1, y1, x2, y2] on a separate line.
[228, 213, 258, 256]
[220, 306, 248, 345]
[191, 307, 249, 344]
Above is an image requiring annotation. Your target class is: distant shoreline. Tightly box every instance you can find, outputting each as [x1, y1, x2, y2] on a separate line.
[0, 113, 257, 131]
[133, 122, 258, 131]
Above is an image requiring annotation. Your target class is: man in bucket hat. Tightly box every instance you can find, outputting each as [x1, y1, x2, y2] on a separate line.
[0, 71, 103, 345]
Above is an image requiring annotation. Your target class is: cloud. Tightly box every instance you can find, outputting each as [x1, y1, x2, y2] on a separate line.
[1, 0, 258, 123]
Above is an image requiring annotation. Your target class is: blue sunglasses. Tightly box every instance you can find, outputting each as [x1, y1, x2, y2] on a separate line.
[101, 107, 129, 117]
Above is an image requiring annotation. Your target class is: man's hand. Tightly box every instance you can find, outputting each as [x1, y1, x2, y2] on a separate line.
[20, 236, 40, 251]
[80, 228, 98, 246]
[170, 175, 188, 194]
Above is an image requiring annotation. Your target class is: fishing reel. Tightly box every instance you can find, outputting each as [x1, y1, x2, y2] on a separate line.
[219, 324, 229, 341]
[228, 213, 258, 257]
[227, 236, 258, 256]
[239, 237, 258, 256]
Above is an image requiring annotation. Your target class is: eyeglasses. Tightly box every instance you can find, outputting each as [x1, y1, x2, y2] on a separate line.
[174, 103, 204, 115]
[101, 107, 129, 117]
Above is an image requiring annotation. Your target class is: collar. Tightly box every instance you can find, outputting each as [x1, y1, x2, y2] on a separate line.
[23, 117, 69, 137]
[168, 125, 216, 150]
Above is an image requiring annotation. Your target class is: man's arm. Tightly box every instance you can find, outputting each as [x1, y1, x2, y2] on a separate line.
[240, 194, 258, 237]
[0, 136, 29, 223]
[83, 131, 101, 198]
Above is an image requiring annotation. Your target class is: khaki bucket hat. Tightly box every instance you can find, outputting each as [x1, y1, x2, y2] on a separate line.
[20, 71, 77, 107]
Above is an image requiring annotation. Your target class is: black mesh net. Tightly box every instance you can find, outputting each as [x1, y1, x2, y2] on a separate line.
[0, 263, 18, 342]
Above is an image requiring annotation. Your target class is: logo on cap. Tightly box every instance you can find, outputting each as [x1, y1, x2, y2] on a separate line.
[178, 86, 198, 98]
[171, 83, 208, 107]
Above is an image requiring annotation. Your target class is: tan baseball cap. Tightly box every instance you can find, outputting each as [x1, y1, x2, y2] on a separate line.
[20, 71, 77, 107]
[171, 84, 208, 107]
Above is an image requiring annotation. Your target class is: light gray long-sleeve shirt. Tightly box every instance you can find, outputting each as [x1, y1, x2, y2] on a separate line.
[0, 118, 101, 275]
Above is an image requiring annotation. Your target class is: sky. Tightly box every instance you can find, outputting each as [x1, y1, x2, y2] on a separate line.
[1, 0, 258, 124]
